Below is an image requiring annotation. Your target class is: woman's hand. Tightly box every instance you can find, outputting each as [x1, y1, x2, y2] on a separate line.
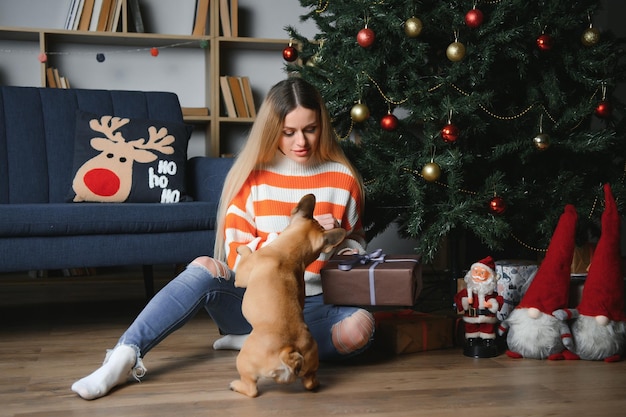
[314, 213, 340, 230]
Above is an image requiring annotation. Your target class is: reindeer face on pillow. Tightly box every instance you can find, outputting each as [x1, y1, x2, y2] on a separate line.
[69, 111, 192, 203]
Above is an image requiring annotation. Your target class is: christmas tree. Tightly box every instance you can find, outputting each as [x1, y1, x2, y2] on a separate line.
[286, 0, 626, 262]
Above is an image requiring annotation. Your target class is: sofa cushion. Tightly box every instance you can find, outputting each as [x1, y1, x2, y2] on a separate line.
[0, 202, 217, 237]
[69, 110, 192, 203]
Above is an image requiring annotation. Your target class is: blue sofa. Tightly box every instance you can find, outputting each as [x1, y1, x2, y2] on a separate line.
[0, 86, 233, 295]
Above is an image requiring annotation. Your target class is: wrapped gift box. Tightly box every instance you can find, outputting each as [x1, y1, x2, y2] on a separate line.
[321, 254, 422, 306]
[373, 310, 455, 354]
[494, 260, 538, 321]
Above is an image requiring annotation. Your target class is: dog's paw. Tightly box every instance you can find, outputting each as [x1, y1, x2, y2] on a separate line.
[302, 375, 319, 391]
[230, 379, 258, 398]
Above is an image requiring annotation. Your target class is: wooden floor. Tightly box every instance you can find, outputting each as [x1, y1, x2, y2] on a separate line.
[2, 267, 626, 417]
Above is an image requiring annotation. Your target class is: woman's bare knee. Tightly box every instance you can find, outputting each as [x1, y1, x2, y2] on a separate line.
[190, 256, 230, 279]
[331, 309, 375, 355]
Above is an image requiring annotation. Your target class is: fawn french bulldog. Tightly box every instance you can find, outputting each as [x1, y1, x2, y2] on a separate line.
[230, 193, 346, 397]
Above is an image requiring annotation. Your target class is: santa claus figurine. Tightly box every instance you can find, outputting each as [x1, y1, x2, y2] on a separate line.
[455, 256, 503, 358]
[498, 204, 579, 360]
[568, 184, 626, 362]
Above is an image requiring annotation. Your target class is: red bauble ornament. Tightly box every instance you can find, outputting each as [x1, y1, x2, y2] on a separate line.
[441, 123, 460, 143]
[282, 45, 298, 62]
[380, 113, 398, 131]
[465, 8, 484, 28]
[357, 27, 375, 48]
[489, 196, 506, 215]
[536, 34, 553, 51]
[594, 100, 612, 118]
[150, 47, 159, 57]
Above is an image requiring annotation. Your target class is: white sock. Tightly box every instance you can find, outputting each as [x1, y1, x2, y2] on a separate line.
[71, 345, 138, 400]
[212, 334, 249, 350]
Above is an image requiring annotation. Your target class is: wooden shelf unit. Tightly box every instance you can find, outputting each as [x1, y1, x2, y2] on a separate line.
[0, 0, 300, 157]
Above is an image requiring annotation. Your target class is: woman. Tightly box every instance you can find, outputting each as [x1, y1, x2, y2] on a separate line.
[71, 77, 374, 400]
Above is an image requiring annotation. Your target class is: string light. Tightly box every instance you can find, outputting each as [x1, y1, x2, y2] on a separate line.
[0, 40, 204, 59]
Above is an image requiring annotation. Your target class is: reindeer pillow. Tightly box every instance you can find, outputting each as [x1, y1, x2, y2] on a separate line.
[69, 110, 192, 203]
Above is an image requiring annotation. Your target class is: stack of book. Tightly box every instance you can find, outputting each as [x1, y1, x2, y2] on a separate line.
[63, 0, 234, 36]
[65, 0, 124, 32]
[220, 76, 256, 118]
[219, 0, 238, 37]
[46, 67, 71, 89]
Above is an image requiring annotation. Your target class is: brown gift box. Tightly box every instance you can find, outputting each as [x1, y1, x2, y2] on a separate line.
[373, 310, 455, 354]
[320, 254, 422, 306]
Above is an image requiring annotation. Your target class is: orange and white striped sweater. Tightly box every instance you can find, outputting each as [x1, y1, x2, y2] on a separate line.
[224, 152, 366, 296]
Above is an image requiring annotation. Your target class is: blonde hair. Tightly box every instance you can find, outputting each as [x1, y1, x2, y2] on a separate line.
[213, 77, 364, 261]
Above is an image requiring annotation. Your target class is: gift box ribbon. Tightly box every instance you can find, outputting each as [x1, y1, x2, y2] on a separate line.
[338, 249, 385, 271]
[337, 250, 419, 305]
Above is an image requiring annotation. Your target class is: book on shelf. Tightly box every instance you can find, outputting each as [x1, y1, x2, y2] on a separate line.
[219, 76, 237, 118]
[219, 0, 231, 37]
[240, 76, 256, 118]
[46, 68, 57, 88]
[68, 0, 86, 30]
[53, 68, 62, 88]
[107, 0, 123, 32]
[46, 67, 70, 89]
[227, 76, 249, 118]
[181, 107, 210, 117]
[96, 0, 113, 32]
[77, 0, 95, 31]
[59, 76, 71, 89]
[192, 0, 210, 36]
[127, 0, 144, 33]
[88, 0, 103, 31]
[230, 0, 238, 37]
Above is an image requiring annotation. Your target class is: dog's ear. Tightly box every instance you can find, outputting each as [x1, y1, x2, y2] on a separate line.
[292, 194, 316, 219]
[321, 228, 347, 253]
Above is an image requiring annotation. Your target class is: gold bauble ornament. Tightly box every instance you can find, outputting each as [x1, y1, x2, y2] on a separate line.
[421, 162, 441, 182]
[533, 133, 551, 150]
[404, 17, 423, 38]
[350, 103, 370, 122]
[581, 27, 600, 46]
[446, 41, 466, 62]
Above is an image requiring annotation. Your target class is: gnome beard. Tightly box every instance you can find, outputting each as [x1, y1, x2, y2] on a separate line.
[504, 308, 570, 359]
[571, 315, 626, 361]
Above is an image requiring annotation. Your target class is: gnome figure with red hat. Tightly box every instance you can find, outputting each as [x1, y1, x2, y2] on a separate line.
[455, 256, 504, 358]
[498, 205, 578, 360]
[567, 184, 626, 362]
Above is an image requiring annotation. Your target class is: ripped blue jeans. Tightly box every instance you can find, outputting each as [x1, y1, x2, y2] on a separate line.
[117, 263, 368, 363]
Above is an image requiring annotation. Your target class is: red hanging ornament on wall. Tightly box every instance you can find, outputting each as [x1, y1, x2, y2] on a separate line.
[465, 8, 484, 29]
[357, 26, 376, 48]
[150, 47, 159, 57]
[380, 112, 398, 131]
[536, 34, 553, 51]
[489, 196, 507, 215]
